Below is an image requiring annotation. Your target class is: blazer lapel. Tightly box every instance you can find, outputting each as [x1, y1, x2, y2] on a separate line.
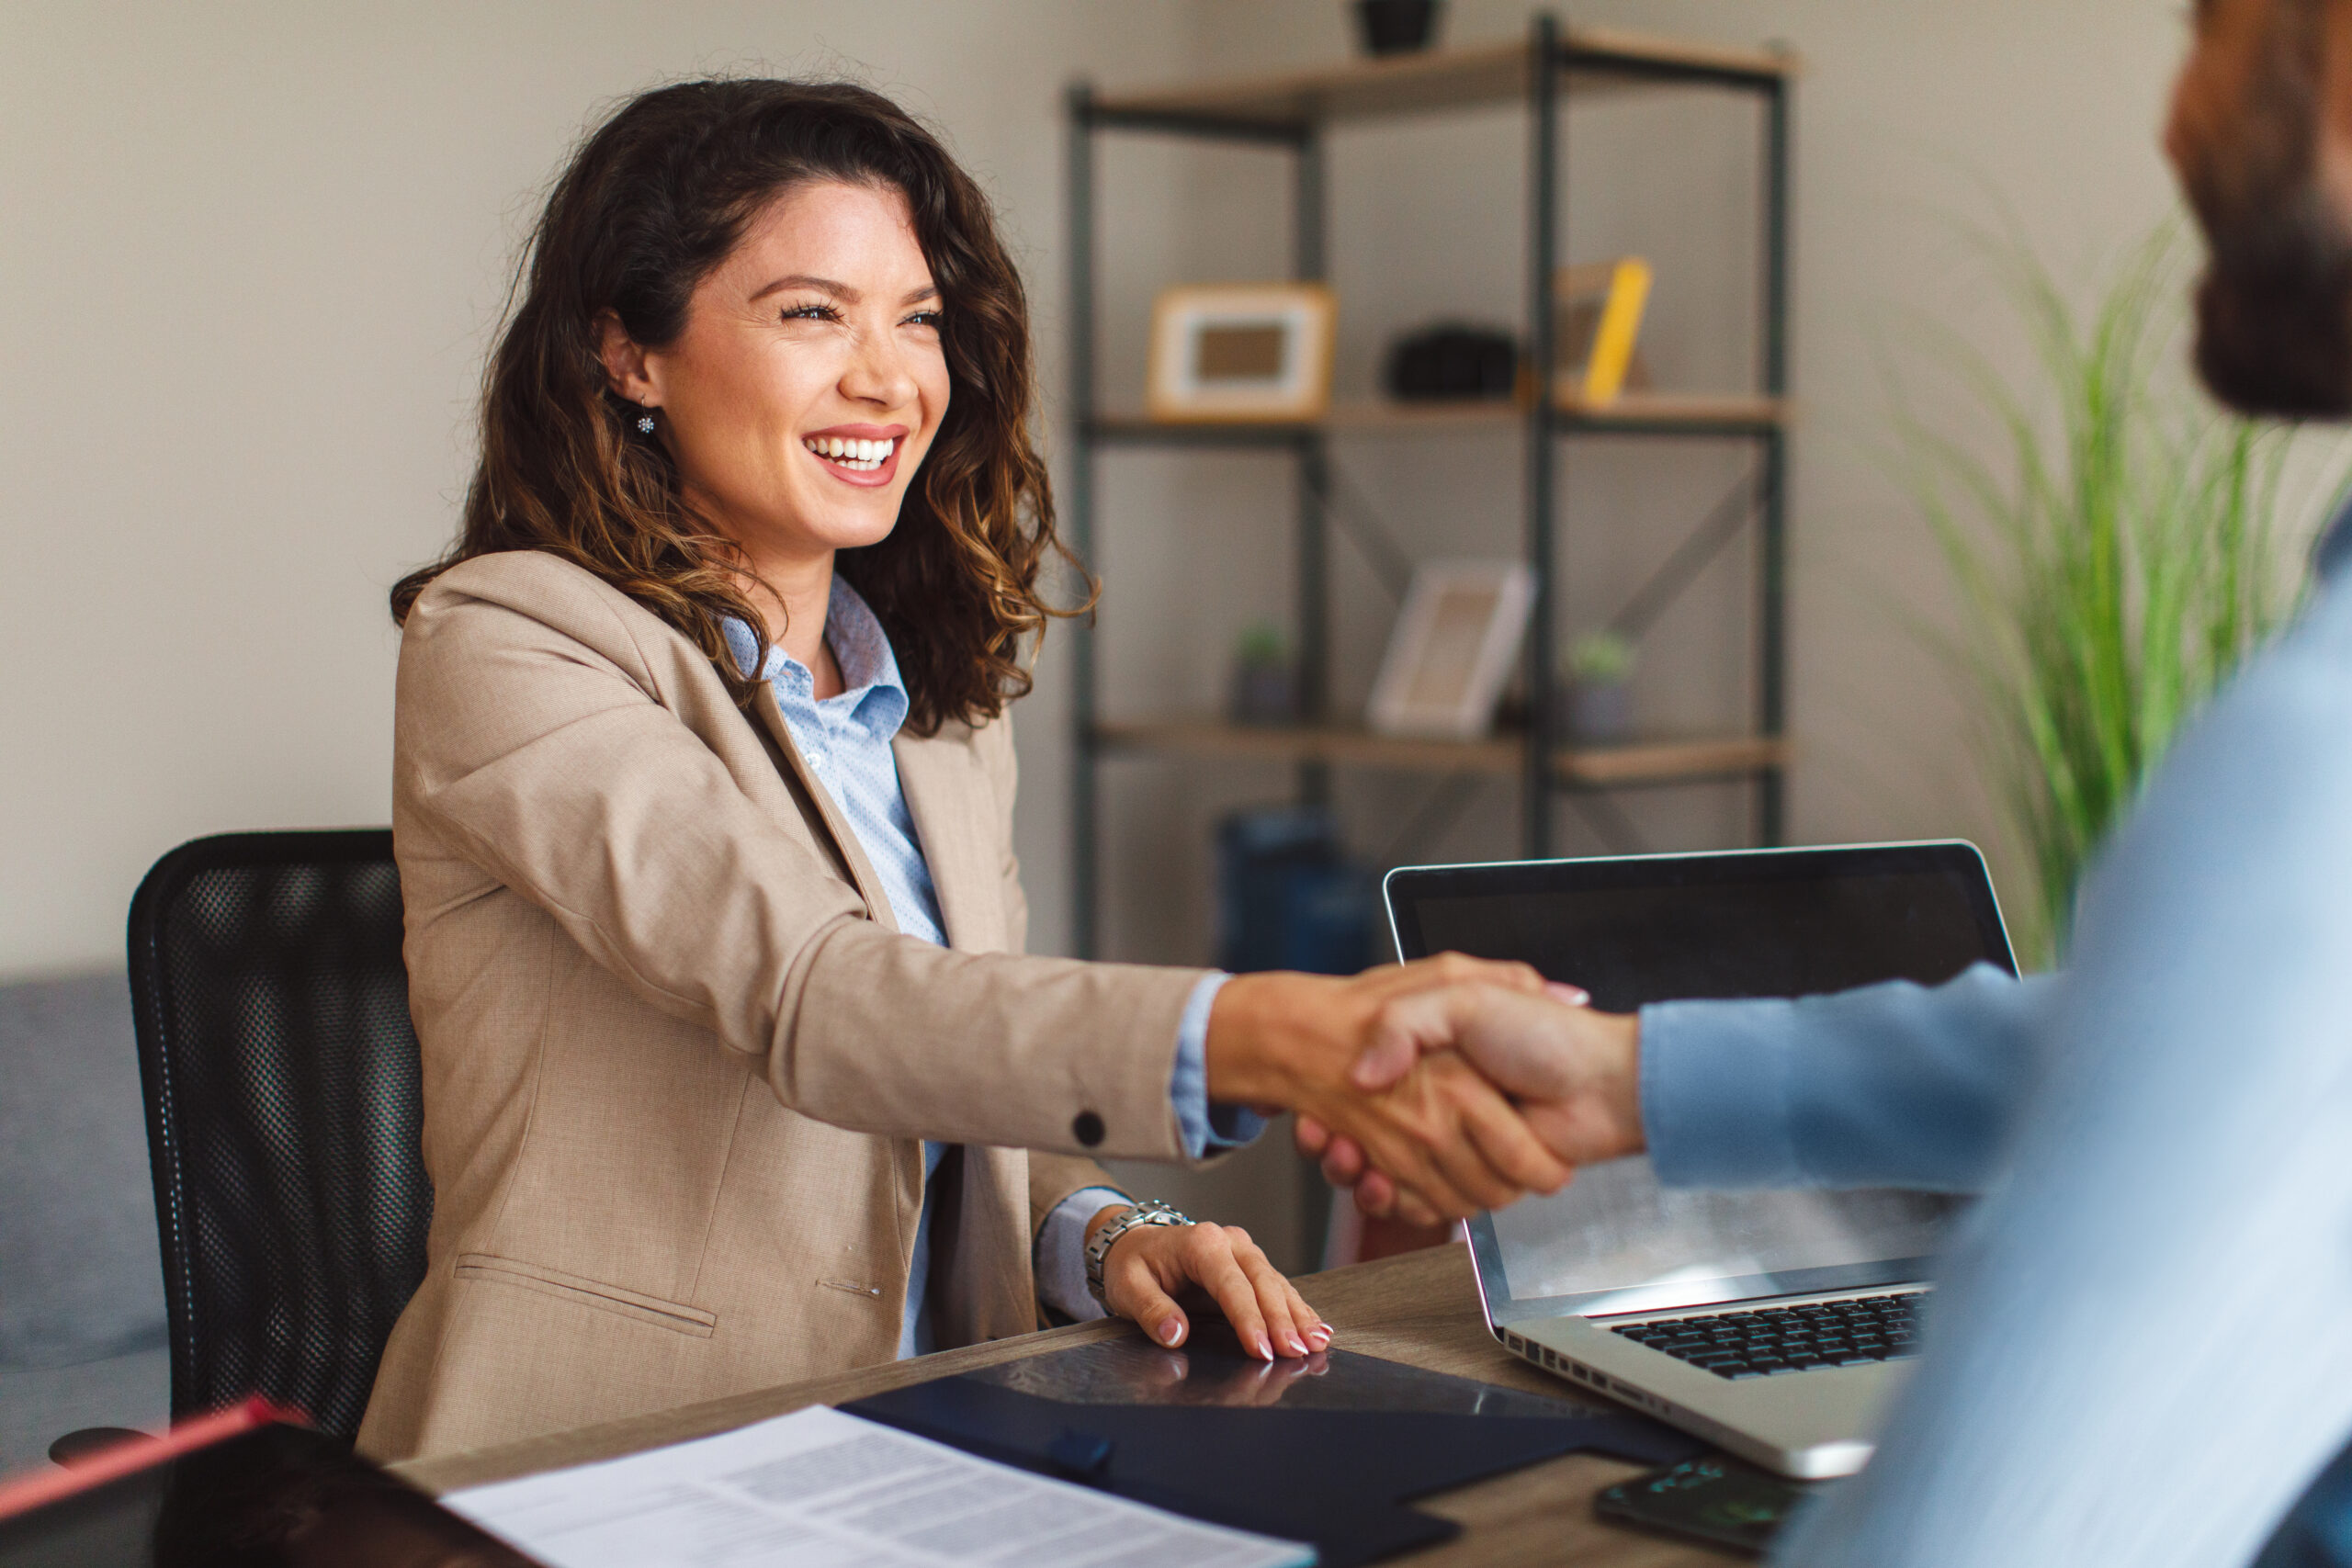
[749, 682, 900, 934]
[893, 729, 1004, 953]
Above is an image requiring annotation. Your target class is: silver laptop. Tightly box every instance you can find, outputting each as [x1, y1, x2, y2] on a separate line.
[1383, 841, 2016, 1479]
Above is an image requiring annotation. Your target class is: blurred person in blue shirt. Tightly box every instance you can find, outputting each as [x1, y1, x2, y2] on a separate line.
[1305, 1, 2352, 1562]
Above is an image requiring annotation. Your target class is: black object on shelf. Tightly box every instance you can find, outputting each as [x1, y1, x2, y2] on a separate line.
[1216, 807, 1371, 975]
[1354, 0, 1443, 56]
[844, 1322, 1705, 1567]
[1385, 323, 1520, 400]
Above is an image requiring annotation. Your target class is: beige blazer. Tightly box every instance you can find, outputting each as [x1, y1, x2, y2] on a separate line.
[356, 551, 1208, 1461]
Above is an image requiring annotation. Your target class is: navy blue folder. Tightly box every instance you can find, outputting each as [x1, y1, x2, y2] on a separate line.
[844, 1325, 1703, 1565]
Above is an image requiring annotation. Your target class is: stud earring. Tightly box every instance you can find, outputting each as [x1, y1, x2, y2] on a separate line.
[636, 405, 657, 435]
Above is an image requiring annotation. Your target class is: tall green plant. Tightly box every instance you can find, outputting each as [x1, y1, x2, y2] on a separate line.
[1898, 231, 2294, 961]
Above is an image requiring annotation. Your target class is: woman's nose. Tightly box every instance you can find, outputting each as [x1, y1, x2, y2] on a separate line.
[840, 325, 920, 409]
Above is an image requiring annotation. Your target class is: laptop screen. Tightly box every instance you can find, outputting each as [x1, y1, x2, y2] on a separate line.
[1384, 842, 2016, 1322]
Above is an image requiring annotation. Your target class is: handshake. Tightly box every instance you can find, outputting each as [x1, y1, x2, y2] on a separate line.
[1202, 956, 1650, 1224]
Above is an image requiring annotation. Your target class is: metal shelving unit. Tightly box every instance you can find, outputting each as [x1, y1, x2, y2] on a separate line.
[1066, 17, 1796, 958]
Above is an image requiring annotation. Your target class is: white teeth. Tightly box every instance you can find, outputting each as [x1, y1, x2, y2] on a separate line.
[803, 435, 895, 471]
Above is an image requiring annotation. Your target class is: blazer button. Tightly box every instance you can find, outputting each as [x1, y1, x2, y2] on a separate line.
[1072, 1111, 1105, 1148]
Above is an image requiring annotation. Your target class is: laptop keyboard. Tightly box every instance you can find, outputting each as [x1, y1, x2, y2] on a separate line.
[1611, 1292, 1924, 1381]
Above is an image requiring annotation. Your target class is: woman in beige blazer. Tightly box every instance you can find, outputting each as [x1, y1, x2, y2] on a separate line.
[357, 79, 1568, 1462]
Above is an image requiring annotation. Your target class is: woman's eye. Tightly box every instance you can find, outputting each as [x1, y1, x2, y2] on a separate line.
[780, 302, 842, 323]
[904, 310, 943, 329]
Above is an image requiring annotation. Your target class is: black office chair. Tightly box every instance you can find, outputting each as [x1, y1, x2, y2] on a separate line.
[122, 829, 431, 1441]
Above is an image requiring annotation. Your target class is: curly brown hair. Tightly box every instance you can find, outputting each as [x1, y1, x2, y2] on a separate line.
[390, 78, 1083, 733]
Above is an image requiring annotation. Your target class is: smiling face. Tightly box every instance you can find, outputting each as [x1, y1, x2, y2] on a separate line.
[605, 178, 951, 581]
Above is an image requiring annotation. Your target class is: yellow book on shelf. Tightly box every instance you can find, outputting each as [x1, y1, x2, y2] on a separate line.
[1555, 257, 1653, 406]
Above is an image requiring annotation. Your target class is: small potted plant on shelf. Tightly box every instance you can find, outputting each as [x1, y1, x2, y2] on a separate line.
[1557, 630, 1636, 745]
[1227, 624, 1296, 728]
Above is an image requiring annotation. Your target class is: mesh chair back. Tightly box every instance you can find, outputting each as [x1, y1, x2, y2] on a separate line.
[127, 830, 431, 1438]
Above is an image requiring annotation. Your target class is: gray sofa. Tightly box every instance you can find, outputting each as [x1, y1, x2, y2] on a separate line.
[0, 971, 169, 1476]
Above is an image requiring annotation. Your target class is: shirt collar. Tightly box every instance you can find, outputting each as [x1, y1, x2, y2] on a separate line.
[721, 578, 909, 739]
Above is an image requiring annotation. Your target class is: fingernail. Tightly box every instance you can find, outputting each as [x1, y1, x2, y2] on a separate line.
[1309, 1324, 1333, 1346]
[1283, 1332, 1306, 1356]
[1546, 982, 1589, 1006]
[1253, 1332, 1273, 1361]
[1157, 1318, 1182, 1346]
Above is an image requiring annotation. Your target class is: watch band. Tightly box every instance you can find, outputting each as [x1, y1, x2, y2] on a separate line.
[1085, 1198, 1191, 1308]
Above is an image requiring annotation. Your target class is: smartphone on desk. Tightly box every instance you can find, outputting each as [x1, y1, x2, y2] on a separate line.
[1595, 1454, 1815, 1555]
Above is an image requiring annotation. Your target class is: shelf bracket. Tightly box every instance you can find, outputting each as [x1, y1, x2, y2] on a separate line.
[1566, 789, 1648, 856]
[1605, 464, 1767, 642]
[1522, 11, 1563, 861]
[1379, 773, 1487, 867]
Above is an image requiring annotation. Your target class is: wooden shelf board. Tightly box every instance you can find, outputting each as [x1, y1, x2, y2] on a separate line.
[1092, 717, 1788, 786]
[1089, 393, 1784, 443]
[1318, 400, 1525, 432]
[1092, 30, 1793, 130]
[1553, 391, 1788, 431]
[1559, 734, 1790, 785]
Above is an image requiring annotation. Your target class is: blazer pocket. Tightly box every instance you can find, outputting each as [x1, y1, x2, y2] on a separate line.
[453, 1252, 717, 1339]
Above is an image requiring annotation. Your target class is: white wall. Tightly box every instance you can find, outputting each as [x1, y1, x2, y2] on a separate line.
[0, 0, 1197, 980]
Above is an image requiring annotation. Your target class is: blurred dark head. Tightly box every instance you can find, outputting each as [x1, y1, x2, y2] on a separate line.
[2168, 0, 2352, 417]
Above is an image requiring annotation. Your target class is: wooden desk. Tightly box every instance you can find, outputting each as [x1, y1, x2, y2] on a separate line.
[393, 1244, 1739, 1565]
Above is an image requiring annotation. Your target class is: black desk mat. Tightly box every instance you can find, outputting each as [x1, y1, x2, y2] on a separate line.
[844, 1323, 1704, 1565]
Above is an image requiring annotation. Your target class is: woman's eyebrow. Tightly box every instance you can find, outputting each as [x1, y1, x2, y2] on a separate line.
[750, 273, 853, 303]
[747, 276, 941, 306]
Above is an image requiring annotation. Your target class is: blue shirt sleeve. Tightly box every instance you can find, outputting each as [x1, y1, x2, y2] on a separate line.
[1639, 964, 2052, 1192]
[1169, 972, 1266, 1158]
[1034, 1184, 1131, 1324]
[1770, 577, 2352, 1567]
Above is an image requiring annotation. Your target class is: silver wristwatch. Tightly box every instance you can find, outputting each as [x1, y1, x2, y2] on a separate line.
[1085, 1198, 1191, 1307]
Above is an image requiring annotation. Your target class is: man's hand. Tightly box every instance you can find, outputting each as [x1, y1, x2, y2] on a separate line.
[1091, 1207, 1329, 1362]
[1295, 985, 1645, 1224]
[1205, 955, 1574, 1219]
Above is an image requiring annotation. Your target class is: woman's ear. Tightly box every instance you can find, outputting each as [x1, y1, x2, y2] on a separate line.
[595, 310, 659, 407]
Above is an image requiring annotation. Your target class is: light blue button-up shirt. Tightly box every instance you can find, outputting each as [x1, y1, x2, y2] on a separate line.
[723, 582, 1257, 1358]
[1633, 512, 2352, 1566]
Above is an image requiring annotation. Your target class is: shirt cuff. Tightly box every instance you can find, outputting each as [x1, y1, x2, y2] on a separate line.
[1170, 972, 1268, 1157]
[1035, 1186, 1130, 1323]
[1639, 995, 1804, 1188]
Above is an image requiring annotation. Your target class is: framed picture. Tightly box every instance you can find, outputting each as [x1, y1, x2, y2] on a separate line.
[1366, 560, 1536, 739]
[1553, 257, 1654, 406]
[1147, 283, 1338, 423]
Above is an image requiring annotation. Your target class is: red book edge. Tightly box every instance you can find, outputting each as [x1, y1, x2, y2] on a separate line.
[0, 1397, 311, 1523]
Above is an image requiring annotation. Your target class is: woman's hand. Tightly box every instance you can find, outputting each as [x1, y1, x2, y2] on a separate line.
[1091, 1208, 1331, 1363]
[1204, 955, 1576, 1220]
[1298, 983, 1641, 1225]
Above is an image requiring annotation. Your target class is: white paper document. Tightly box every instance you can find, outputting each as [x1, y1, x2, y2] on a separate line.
[445, 1404, 1315, 1568]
